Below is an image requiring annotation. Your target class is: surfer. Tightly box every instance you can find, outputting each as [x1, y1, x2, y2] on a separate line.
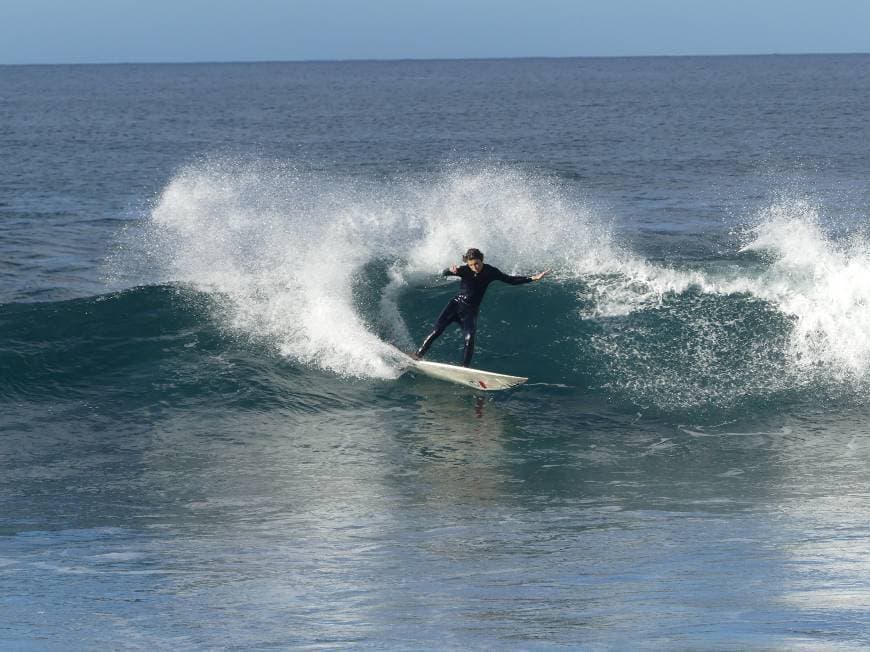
[413, 248, 550, 366]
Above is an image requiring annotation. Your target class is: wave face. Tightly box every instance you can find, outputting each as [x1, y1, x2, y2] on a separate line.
[12, 163, 870, 419]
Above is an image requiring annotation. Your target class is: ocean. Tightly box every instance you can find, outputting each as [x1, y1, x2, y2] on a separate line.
[3, 55, 870, 649]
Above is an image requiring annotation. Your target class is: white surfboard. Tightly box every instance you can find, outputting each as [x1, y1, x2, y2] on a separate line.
[407, 357, 528, 391]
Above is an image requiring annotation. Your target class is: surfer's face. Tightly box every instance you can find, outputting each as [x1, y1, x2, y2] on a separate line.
[467, 258, 483, 272]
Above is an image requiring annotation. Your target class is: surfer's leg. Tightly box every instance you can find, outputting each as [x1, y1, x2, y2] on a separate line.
[415, 328, 444, 359]
[460, 309, 478, 367]
[416, 299, 459, 359]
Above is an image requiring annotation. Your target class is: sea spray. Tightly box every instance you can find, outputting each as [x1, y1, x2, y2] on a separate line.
[143, 159, 618, 379]
[740, 199, 870, 377]
[147, 161, 403, 378]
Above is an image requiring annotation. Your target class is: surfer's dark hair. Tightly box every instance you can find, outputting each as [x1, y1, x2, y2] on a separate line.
[462, 248, 484, 262]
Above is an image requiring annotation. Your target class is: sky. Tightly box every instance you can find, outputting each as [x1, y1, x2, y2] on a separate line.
[1, 0, 870, 65]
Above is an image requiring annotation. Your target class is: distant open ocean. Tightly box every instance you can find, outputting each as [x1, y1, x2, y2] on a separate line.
[3, 55, 870, 649]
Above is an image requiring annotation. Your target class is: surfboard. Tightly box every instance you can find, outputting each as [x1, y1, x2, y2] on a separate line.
[406, 357, 528, 391]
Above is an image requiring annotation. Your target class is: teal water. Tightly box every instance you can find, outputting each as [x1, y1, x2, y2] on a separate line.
[3, 56, 870, 649]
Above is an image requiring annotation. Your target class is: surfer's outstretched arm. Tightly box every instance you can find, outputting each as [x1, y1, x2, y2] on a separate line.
[491, 267, 551, 285]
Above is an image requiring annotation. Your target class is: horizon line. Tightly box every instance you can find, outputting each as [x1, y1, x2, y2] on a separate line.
[2, 50, 869, 68]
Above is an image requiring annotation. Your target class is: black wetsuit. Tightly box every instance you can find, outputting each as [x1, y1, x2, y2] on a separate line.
[416, 263, 533, 366]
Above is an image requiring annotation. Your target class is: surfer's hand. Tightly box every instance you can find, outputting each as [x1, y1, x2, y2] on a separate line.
[531, 269, 551, 281]
[449, 265, 459, 274]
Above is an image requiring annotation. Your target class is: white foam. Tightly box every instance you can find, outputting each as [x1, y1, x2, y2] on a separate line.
[583, 197, 870, 382]
[739, 199, 870, 377]
[148, 161, 403, 378]
[592, 198, 870, 409]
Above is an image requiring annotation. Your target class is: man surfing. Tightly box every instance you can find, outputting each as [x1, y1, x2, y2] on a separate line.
[413, 248, 550, 367]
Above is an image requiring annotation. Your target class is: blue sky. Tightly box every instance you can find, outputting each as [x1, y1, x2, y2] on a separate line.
[2, 0, 869, 65]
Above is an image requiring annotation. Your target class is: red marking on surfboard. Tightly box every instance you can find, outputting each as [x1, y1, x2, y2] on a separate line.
[478, 380, 488, 389]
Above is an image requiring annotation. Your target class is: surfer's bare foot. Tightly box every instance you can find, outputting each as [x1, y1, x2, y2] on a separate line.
[410, 351, 422, 360]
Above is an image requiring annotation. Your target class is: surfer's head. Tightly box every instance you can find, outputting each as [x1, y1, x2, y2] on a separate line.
[462, 248, 484, 272]
[462, 248, 484, 263]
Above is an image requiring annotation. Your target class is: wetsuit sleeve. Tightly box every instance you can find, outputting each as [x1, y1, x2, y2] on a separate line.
[490, 266, 532, 285]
